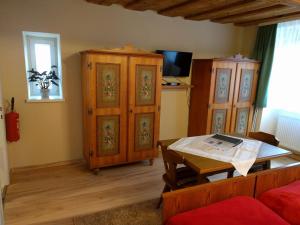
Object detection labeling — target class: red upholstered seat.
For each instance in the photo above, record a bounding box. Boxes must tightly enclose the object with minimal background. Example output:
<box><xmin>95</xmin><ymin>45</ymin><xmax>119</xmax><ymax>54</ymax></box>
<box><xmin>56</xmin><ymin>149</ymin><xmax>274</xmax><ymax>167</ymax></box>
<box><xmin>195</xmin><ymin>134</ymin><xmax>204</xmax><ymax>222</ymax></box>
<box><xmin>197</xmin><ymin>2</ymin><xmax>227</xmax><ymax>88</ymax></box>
<box><xmin>166</xmin><ymin>196</ymin><xmax>289</xmax><ymax>225</ymax></box>
<box><xmin>259</xmin><ymin>180</ymin><xmax>300</xmax><ymax>225</ymax></box>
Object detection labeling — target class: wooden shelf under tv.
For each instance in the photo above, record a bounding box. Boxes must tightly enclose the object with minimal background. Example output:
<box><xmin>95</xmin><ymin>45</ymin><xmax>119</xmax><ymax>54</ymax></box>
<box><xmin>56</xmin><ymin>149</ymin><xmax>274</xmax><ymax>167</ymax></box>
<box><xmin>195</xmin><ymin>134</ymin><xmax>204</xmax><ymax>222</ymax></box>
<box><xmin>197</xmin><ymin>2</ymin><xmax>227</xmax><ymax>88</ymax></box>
<box><xmin>162</xmin><ymin>84</ymin><xmax>194</xmax><ymax>90</ymax></box>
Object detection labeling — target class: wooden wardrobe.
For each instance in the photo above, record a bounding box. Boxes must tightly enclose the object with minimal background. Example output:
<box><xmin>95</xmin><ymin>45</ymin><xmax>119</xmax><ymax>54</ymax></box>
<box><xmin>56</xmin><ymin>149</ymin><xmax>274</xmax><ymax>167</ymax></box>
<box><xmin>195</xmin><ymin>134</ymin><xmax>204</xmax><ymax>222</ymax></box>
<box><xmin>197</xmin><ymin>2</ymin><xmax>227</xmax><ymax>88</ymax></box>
<box><xmin>81</xmin><ymin>47</ymin><xmax>163</xmax><ymax>171</ymax></box>
<box><xmin>188</xmin><ymin>56</ymin><xmax>260</xmax><ymax>137</ymax></box>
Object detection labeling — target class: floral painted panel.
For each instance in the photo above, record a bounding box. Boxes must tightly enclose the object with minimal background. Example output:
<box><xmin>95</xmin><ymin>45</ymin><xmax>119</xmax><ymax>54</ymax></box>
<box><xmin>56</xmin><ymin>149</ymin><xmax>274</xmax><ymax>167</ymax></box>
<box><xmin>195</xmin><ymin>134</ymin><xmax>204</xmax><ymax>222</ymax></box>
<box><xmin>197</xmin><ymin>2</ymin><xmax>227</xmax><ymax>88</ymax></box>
<box><xmin>96</xmin><ymin>63</ymin><xmax>120</xmax><ymax>108</ymax></box>
<box><xmin>136</xmin><ymin>65</ymin><xmax>156</xmax><ymax>106</ymax></box>
<box><xmin>212</xmin><ymin>109</ymin><xmax>227</xmax><ymax>134</ymax></box>
<box><xmin>238</xmin><ymin>69</ymin><xmax>254</xmax><ymax>102</ymax></box>
<box><xmin>214</xmin><ymin>69</ymin><xmax>232</xmax><ymax>104</ymax></box>
<box><xmin>135</xmin><ymin>113</ymin><xmax>154</xmax><ymax>151</ymax></box>
<box><xmin>235</xmin><ymin>108</ymin><xmax>249</xmax><ymax>135</ymax></box>
<box><xmin>97</xmin><ymin>116</ymin><xmax>119</xmax><ymax>156</ymax></box>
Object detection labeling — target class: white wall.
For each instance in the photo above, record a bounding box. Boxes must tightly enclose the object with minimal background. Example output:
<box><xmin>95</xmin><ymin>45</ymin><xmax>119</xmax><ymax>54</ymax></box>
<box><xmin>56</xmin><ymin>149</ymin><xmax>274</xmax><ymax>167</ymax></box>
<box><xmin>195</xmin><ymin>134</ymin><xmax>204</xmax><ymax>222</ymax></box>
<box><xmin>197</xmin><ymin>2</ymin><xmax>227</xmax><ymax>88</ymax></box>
<box><xmin>0</xmin><ymin>0</ymin><xmax>257</xmax><ymax>168</ymax></box>
<box><xmin>0</xmin><ymin>82</ymin><xmax>9</xmax><ymax>189</ymax></box>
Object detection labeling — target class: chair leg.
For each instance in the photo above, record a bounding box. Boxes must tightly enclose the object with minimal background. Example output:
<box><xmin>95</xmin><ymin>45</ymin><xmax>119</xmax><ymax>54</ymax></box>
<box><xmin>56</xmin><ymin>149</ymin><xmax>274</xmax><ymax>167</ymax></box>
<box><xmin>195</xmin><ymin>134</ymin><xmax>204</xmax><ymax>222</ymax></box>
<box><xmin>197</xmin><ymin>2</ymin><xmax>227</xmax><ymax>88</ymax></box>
<box><xmin>227</xmin><ymin>169</ymin><xmax>234</xmax><ymax>178</ymax></box>
<box><xmin>156</xmin><ymin>184</ymin><xmax>170</xmax><ymax>209</ymax></box>
<box><xmin>263</xmin><ymin>160</ymin><xmax>271</xmax><ymax>170</ymax></box>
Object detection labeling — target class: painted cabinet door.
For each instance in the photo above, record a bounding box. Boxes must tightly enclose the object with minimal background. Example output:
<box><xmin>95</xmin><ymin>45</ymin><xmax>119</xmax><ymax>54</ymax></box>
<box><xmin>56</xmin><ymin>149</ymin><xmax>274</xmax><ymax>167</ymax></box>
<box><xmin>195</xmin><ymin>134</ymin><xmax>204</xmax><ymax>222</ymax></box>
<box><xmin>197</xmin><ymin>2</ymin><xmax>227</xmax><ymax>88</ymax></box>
<box><xmin>231</xmin><ymin>62</ymin><xmax>259</xmax><ymax>136</ymax></box>
<box><xmin>207</xmin><ymin>61</ymin><xmax>237</xmax><ymax>134</ymax></box>
<box><xmin>127</xmin><ymin>56</ymin><xmax>162</xmax><ymax>162</ymax></box>
<box><xmin>88</xmin><ymin>54</ymin><xmax>128</xmax><ymax>168</ymax></box>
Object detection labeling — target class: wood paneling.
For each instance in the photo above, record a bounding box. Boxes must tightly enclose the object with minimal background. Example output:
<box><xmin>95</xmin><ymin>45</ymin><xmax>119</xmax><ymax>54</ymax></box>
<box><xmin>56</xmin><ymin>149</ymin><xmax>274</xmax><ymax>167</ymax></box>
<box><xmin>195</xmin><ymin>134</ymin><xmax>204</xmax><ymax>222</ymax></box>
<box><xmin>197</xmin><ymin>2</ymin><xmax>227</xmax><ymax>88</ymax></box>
<box><xmin>163</xmin><ymin>163</ymin><xmax>300</xmax><ymax>224</ymax></box>
<box><xmin>86</xmin><ymin>0</ymin><xmax>300</xmax><ymax>26</ymax></box>
<box><xmin>163</xmin><ymin>174</ymin><xmax>256</xmax><ymax>224</ymax></box>
<box><xmin>255</xmin><ymin>162</ymin><xmax>300</xmax><ymax>197</ymax></box>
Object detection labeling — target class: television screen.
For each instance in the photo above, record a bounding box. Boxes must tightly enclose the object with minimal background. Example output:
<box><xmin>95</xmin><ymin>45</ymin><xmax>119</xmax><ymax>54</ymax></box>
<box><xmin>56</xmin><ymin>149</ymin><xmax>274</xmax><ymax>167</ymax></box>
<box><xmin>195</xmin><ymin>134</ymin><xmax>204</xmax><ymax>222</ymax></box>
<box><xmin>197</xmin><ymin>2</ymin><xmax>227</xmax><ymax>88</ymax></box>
<box><xmin>156</xmin><ymin>50</ymin><xmax>192</xmax><ymax>77</ymax></box>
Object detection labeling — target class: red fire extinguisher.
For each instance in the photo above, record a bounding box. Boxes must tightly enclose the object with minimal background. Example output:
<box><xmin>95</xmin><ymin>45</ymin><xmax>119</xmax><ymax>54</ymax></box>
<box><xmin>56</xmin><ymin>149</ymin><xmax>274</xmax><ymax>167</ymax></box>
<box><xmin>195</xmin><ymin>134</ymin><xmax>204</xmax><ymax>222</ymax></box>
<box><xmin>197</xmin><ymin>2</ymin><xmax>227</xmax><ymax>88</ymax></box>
<box><xmin>5</xmin><ymin>97</ymin><xmax>20</xmax><ymax>142</ymax></box>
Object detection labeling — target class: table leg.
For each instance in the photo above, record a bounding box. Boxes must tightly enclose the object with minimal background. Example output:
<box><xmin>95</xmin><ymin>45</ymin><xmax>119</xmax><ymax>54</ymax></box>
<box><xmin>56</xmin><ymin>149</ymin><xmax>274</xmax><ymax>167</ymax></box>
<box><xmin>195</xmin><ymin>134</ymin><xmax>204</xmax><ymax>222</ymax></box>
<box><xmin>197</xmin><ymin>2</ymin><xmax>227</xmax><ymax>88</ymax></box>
<box><xmin>263</xmin><ymin>160</ymin><xmax>271</xmax><ymax>170</ymax></box>
<box><xmin>197</xmin><ymin>174</ymin><xmax>210</xmax><ymax>184</ymax></box>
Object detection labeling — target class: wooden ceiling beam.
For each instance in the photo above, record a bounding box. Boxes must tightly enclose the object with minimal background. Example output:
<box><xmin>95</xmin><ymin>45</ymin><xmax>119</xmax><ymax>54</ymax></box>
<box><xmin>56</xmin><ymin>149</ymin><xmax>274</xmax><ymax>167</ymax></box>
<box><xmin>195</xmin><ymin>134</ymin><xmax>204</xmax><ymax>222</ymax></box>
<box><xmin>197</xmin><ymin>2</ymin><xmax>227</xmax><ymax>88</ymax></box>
<box><xmin>85</xmin><ymin>0</ymin><xmax>300</xmax><ymax>26</ymax></box>
<box><xmin>125</xmin><ymin>0</ymin><xmax>189</xmax><ymax>11</ymax></box>
<box><xmin>236</xmin><ymin>11</ymin><xmax>300</xmax><ymax>26</ymax></box>
<box><xmin>213</xmin><ymin>5</ymin><xmax>300</xmax><ymax>23</ymax></box>
<box><xmin>186</xmin><ymin>0</ymin><xmax>283</xmax><ymax>21</ymax></box>
<box><xmin>86</xmin><ymin>0</ymin><xmax>135</xmax><ymax>6</ymax></box>
<box><xmin>159</xmin><ymin>0</ymin><xmax>242</xmax><ymax>17</ymax></box>
<box><xmin>280</xmin><ymin>0</ymin><xmax>300</xmax><ymax>6</ymax></box>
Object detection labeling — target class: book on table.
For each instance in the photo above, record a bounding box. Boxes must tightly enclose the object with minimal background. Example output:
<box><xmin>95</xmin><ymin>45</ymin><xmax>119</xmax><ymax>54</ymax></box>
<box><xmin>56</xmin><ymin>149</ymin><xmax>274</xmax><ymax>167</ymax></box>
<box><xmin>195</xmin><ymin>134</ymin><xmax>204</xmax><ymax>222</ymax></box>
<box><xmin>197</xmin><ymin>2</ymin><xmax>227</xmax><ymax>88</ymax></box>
<box><xmin>203</xmin><ymin>134</ymin><xmax>243</xmax><ymax>151</ymax></box>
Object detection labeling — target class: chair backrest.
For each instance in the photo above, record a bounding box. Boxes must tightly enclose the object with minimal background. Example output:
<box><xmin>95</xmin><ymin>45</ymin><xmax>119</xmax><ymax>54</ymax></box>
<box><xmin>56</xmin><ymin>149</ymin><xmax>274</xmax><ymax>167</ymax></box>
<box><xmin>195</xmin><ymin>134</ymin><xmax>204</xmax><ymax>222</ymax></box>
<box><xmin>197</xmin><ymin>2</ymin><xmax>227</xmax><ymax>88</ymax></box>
<box><xmin>248</xmin><ymin>131</ymin><xmax>280</xmax><ymax>146</ymax></box>
<box><xmin>161</xmin><ymin>148</ymin><xmax>185</xmax><ymax>186</ymax></box>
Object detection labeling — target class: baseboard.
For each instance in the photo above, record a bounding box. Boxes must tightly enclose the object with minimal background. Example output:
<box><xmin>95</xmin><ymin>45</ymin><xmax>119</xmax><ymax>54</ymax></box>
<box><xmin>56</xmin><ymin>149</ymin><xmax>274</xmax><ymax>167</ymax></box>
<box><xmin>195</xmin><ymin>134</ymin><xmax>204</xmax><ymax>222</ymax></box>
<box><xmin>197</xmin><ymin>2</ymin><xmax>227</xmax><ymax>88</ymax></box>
<box><xmin>277</xmin><ymin>145</ymin><xmax>300</xmax><ymax>161</ymax></box>
<box><xmin>10</xmin><ymin>159</ymin><xmax>85</xmax><ymax>174</ymax></box>
<box><xmin>2</xmin><ymin>185</ymin><xmax>8</xmax><ymax>206</ymax></box>
<box><xmin>290</xmin><ymin>153</ymin><xmax>300</xmax><ymax>161</ymax></box>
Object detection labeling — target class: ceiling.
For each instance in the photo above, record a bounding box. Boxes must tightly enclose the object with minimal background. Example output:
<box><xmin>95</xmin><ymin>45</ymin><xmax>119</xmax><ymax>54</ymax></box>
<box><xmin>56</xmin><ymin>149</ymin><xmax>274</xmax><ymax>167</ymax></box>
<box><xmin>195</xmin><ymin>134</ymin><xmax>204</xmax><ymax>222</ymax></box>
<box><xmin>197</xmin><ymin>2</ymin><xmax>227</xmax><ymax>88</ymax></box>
<box><xmin>85</xmin><ymin>0</ymin><xmax>300</xmax><ymax>26</ymax></box>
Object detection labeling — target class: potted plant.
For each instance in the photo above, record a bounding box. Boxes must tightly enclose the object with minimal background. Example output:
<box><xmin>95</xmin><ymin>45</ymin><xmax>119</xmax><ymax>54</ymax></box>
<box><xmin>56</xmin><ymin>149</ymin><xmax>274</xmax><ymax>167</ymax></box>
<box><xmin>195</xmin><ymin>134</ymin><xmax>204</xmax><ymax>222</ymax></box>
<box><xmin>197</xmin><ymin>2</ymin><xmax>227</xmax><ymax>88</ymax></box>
<box><xmin>27</xmin><ymin>65</ymin><xmax>59</xmax><ymax>99</ymax></box>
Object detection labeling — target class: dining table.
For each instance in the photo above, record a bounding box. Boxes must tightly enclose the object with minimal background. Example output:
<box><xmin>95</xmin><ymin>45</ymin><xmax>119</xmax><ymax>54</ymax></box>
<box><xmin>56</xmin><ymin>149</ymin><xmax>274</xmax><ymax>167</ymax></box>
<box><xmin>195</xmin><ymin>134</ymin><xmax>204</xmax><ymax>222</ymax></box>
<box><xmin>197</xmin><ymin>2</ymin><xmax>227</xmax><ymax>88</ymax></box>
<box><xmin>158</xmin><ymin>138</ymin><xmax>292</xmax><ymax>177</ymax></box>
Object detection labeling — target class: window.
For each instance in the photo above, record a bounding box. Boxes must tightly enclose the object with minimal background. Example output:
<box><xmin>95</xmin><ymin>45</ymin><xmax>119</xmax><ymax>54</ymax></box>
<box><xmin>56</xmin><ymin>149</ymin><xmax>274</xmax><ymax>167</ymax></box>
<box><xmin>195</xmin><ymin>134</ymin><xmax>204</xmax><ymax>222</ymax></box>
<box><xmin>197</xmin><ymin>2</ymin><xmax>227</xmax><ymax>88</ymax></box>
<box><xmin>260</xmin><ymin>20</ymin><xmax>300</xmax><ymax>135</ymax></box>
<box><xmin>23</xmin><ymin>31</ymin><xmax>63</xmax><ymax>101</ymax></box>
<box><xmin>266</xmin><ymin>20</ymin><xmax>300</xmax><ymax>113</ymax></box>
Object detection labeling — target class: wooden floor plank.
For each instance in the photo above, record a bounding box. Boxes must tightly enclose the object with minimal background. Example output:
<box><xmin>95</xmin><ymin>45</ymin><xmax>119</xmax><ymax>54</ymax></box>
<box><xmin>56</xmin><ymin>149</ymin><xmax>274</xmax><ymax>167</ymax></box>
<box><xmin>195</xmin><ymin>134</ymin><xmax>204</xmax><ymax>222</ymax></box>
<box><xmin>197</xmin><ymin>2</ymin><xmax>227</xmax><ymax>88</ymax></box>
<box><xmin>4</xmin><ymin>159</ymin><xmax>165</xmax><ymax>225</ymax></box>
<box><xmin>4</xmin><ymin>156</ymin><xmax>298</xmax><ymax>225</ymax></box>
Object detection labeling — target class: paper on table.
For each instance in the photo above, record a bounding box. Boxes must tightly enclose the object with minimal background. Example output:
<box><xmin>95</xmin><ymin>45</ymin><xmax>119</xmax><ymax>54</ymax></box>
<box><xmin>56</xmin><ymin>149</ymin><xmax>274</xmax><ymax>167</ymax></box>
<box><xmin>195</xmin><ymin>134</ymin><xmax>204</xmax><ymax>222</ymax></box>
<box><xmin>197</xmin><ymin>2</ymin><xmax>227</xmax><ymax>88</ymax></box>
<box><xmin>168</xmin><ymin>135</ymin><xmax>262</xmax><ymax>176</ymax></box>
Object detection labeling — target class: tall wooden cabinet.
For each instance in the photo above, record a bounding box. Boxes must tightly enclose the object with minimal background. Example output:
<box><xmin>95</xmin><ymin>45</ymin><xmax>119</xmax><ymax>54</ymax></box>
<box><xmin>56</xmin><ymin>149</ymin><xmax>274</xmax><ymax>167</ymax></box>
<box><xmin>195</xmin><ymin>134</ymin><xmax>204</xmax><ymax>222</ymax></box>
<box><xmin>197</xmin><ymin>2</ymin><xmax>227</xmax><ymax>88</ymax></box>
<box><xmin>81</xmin><ymin>47</ymin><xmax>163</xmax><ymax>171</ymax></box>
<box><xmin>188</xmin><ymin>56</ymin><xmax>260</xmax><ymax>137</ymax></box>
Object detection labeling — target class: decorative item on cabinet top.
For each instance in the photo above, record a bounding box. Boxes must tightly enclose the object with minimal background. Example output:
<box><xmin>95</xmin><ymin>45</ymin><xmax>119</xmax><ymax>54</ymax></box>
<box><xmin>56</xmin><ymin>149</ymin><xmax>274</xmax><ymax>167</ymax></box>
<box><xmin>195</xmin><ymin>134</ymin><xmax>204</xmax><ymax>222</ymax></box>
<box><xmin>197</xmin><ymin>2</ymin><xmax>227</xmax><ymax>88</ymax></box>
<box><xmin>81</xmin><ymin>45</ymin><xmax>163</xmax><ymax>173</ymax></box>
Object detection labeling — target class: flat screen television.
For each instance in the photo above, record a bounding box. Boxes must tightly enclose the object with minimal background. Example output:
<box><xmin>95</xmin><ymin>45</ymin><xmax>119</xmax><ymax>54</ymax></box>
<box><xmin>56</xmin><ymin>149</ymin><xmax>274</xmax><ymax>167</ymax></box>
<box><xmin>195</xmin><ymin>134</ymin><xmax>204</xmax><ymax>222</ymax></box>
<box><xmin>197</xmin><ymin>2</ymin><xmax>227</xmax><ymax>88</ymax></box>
<box><xmin>156</xmin><ymin>50</ymin><xmax>192</xmax><ymax>77</ymax></box>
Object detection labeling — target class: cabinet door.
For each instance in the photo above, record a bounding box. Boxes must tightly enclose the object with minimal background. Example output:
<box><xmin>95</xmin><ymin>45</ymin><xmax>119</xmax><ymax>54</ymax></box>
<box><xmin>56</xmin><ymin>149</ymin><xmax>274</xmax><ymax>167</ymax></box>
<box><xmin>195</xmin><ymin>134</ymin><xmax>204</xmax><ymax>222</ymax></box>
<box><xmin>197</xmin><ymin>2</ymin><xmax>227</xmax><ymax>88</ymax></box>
<box><xmin>88</xmin><ymin>54</ymin><xmax>128</xmax><ymax>168</ymax></box>
<box><xmin>207</xmin><ymin>61</ymin><xmax>237</xmax><ymax>134</ymax></box>
<box><xmin>128</xmin><ymin>57</ymin><xmax>162</xmax><ymax>162</ymax></box>
<box><xmin>231</xmin><ymin>62</ymin><xmax>259</xmax><ymax>136</ymax></box>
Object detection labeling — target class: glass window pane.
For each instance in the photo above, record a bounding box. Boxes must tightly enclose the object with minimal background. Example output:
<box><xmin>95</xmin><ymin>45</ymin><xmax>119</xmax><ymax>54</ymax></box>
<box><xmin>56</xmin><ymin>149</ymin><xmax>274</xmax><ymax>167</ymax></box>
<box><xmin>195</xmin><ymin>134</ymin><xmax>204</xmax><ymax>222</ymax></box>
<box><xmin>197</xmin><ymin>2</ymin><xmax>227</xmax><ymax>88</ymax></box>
<box><xmin>23</xmin><ymin>32</ymin><xmax>63</xmax><ymax>101</ymax></box>
<box><xmin>34</xmin><ymin>43</ymin><xmax>51</xmax><ymax>73</ymax></box>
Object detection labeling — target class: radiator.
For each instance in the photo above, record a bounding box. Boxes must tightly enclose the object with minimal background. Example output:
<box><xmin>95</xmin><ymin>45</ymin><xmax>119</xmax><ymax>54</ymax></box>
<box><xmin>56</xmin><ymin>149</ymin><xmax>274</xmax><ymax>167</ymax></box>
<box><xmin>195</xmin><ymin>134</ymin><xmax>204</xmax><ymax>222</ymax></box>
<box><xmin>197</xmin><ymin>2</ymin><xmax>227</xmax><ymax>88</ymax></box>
<box><xmin>276</xmin><ymin>113</ymin><xmax>300</xmax><ymax>153</ymax></box>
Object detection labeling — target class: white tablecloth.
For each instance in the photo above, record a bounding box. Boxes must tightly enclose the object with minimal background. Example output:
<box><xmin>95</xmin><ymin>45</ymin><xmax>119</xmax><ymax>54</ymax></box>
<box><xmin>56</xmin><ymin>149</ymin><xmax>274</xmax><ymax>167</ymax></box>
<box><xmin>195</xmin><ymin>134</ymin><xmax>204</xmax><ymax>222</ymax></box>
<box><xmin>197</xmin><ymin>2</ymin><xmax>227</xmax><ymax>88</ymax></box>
<box><xmin>168</xmin><ymin>135</ymin><xmax>262</xmax><ymax>176</ymax></box>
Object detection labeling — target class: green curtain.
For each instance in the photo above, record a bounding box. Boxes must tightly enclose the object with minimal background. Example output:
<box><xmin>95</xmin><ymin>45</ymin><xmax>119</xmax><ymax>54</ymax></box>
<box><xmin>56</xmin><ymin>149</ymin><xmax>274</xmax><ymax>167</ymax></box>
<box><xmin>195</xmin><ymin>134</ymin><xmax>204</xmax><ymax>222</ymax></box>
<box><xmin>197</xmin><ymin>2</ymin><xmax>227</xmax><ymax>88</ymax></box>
<box><xmin>252</xmin><ymin>24</ymin><xmax>277</xmax><ymax>108</ymax></box>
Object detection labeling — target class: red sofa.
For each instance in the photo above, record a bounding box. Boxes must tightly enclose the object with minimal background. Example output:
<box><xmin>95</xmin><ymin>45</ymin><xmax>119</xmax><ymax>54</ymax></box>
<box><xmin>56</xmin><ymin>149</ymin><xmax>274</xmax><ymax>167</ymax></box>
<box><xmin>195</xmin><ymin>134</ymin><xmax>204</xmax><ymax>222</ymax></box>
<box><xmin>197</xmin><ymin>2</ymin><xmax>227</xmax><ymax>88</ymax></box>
<box><xmin>167</xmin><ymin>196</ymin><xmax>289</xmax><ymax>225</ymax></box>
<box><xmin>163</xmin><ymin>164</ymin><xmax>300</xmax><ymax>225</ymax></box>
<box><xmin>259</xmin><ymin>180</ymin><xmax>300</xmax><ymax>225</ymax></box>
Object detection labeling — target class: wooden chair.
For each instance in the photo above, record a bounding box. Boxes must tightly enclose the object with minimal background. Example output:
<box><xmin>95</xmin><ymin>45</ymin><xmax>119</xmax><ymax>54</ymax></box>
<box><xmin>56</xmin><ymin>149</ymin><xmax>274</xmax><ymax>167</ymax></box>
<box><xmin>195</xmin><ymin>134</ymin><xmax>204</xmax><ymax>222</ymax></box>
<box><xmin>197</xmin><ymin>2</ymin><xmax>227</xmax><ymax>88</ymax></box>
<box><xmin>157</xmin><ymin>148</ymin><xmax>209</xmax><ymax>208</ymax></box>
<box><xmin>227</xmin><ymin>131</ymin><xmax>280</xmax><ymax>178</ymax></box>
<box><xmin>248</xmin><ymin>131</ymin><xmax>280</xmax><ymax>146</ymax></box>
<box><xmin>248</xmin><ymin>131</ymin><xmax>280</xmax><ymax>172</ymax></box>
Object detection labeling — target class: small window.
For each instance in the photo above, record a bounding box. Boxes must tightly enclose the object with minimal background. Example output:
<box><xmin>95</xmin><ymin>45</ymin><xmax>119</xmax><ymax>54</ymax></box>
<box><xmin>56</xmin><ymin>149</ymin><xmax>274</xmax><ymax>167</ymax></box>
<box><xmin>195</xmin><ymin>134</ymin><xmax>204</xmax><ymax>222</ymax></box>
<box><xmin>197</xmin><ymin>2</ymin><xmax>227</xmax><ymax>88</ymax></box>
<box><xmin>23</xmin><ymin>31</ymin><xmax>63</xmax><ymax>101</ymax></box>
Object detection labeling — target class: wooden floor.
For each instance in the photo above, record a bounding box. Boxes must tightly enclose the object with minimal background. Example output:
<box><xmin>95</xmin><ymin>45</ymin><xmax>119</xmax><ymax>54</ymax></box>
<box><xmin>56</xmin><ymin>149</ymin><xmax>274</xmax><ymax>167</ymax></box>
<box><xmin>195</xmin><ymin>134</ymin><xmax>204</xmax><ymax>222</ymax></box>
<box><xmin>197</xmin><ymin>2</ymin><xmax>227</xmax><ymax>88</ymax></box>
<box><xmin>4</xmin><ymin>159</ymin><xmax>165</xmax><ymax>225</ymax></box>
<box><xmin>4</xmin><ymin>156</ymin><xmax>299</xmax><ymax>225</ymax></box>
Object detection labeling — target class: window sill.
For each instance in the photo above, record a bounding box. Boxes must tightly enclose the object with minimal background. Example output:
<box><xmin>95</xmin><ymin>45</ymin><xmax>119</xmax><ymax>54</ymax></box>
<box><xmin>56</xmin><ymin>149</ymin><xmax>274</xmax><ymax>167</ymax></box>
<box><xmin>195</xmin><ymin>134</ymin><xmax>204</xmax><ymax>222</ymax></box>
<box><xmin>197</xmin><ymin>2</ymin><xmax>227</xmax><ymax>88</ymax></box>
<box><xmin>25</xmin><ymin>99</ymin><xmax>65</xmax><ymax>103</ymax></box>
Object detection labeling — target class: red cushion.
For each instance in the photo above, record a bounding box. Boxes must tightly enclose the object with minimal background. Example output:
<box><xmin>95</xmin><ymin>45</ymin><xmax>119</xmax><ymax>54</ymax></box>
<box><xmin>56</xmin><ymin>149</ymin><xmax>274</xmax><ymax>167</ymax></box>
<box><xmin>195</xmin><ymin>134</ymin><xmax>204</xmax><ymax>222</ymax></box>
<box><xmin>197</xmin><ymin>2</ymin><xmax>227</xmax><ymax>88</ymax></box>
<box><xmin>166</xmin><ymin>196</ymin><xmax>289</xmax><ymax>225</ymax></box>
<box><xmin>259</xmin><ymin>180</ymin><xmax>300</xmax><ymax>225</ymax></box>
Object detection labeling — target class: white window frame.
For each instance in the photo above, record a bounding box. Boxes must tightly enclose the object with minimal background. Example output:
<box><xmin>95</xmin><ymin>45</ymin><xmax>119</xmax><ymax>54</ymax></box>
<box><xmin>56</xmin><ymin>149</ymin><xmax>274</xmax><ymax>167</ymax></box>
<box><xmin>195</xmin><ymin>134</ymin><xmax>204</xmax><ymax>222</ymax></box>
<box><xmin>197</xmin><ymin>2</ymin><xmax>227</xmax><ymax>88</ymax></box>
<box><xmin>23</xmin><ymin>31</ymin><xmax>63</xmax><ymax>102</ymax></box>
